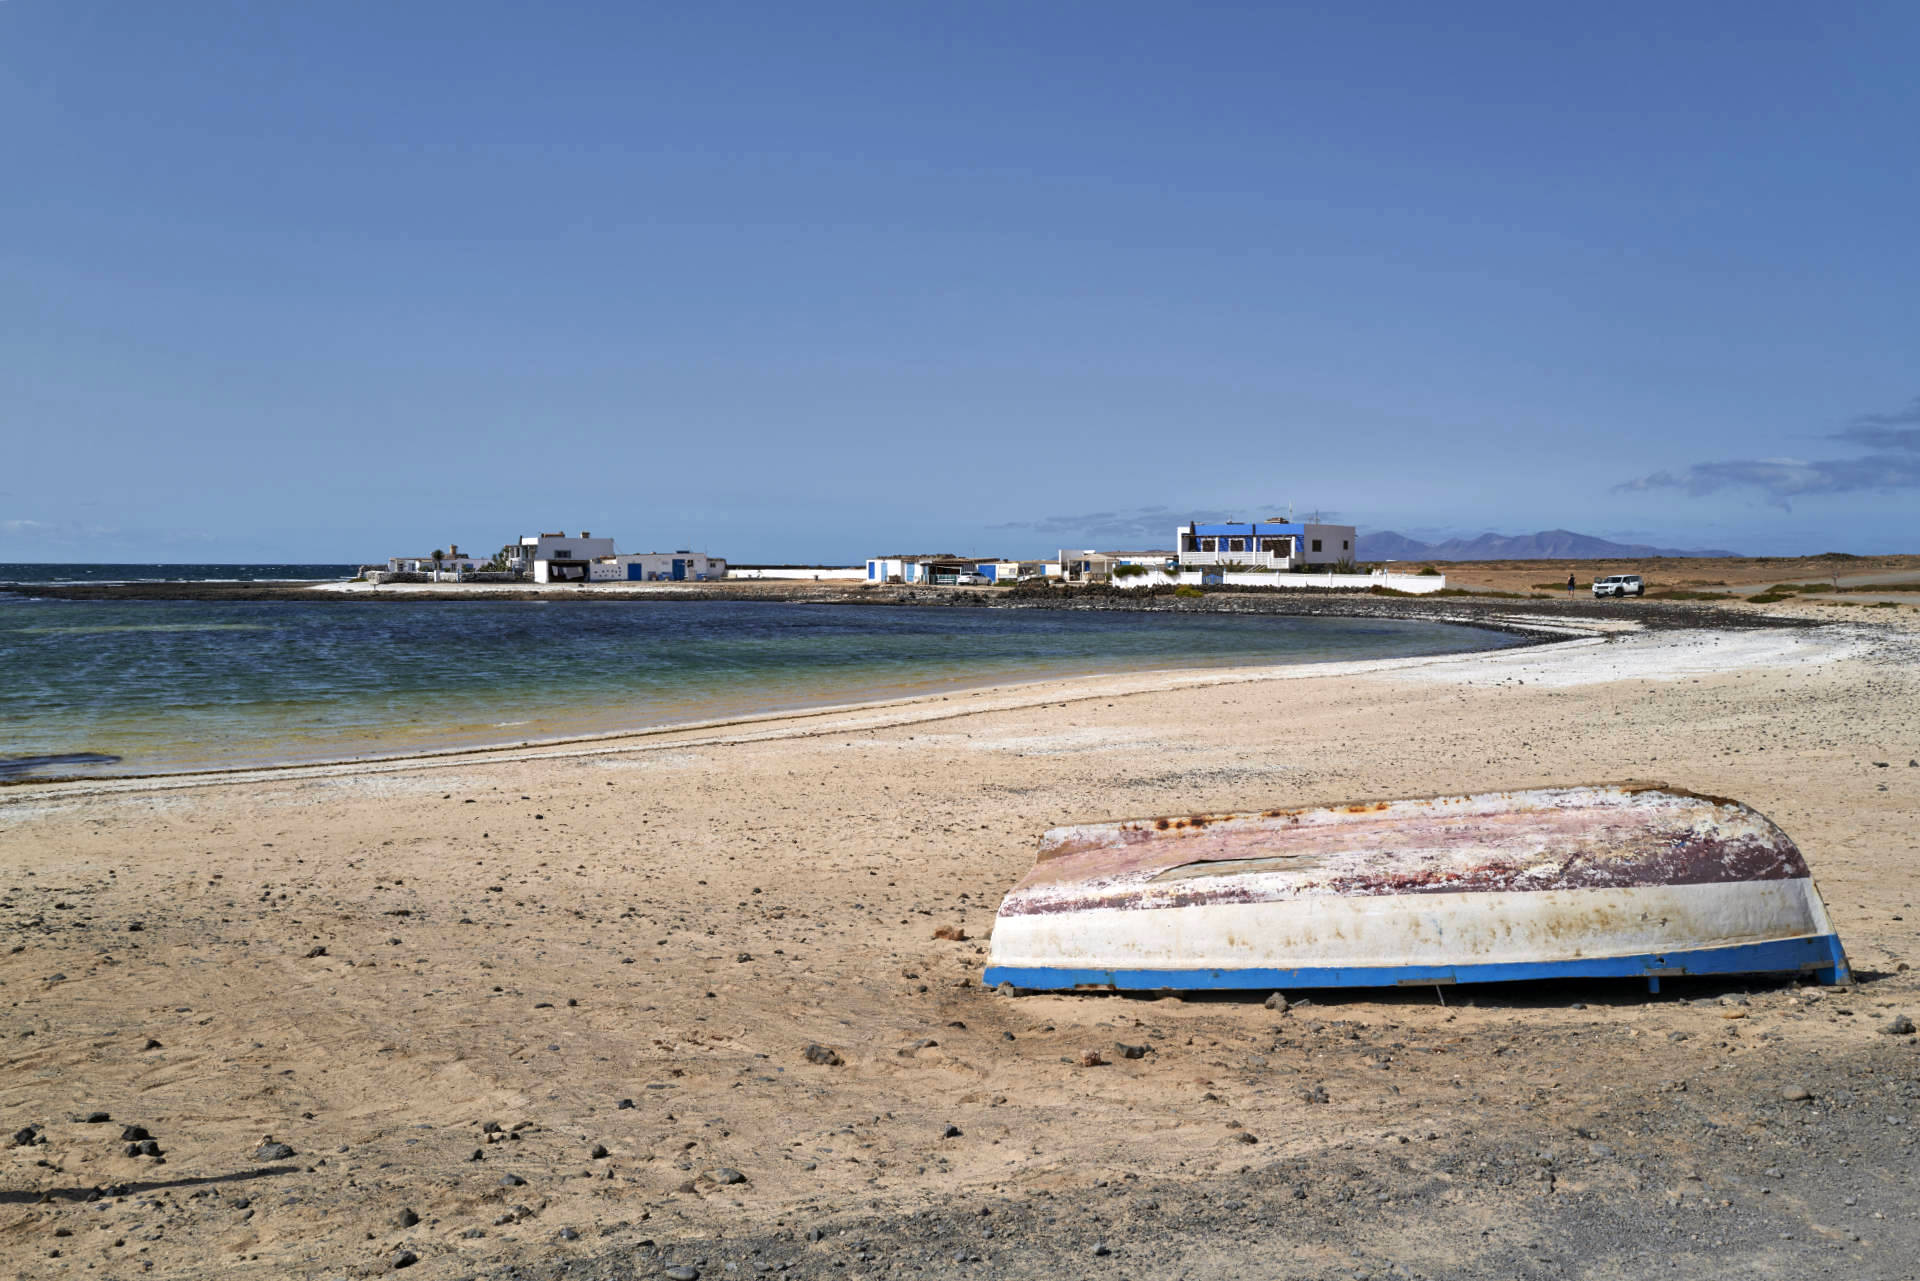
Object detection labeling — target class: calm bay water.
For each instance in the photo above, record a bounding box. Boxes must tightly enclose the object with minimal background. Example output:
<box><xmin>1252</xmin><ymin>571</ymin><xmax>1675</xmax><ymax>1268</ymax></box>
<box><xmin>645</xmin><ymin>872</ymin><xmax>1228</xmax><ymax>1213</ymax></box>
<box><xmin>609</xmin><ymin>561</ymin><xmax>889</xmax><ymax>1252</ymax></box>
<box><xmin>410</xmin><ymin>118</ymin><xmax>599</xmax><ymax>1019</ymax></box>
<box><xmin>0</xmin><ymin>597</ymin><xmax>1523</xmax><ymax>779</ymax></box>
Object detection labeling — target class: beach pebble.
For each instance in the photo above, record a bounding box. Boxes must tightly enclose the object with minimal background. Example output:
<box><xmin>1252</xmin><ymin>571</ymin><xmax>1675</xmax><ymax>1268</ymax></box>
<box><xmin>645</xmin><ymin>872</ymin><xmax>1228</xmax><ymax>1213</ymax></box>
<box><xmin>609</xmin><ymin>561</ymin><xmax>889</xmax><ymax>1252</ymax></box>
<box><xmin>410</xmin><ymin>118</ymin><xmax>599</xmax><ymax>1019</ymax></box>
<box><xmin>617</xmin><ymin>1098</ymin><xmax>635</xmax><ymax>1110</ymax></box>
<box><xmin>1093</xmin><ymin>1243</ymin><xmax>1111</xmax><ymax>1256</ymax></box>
<box><xmin>75</xmin><ymin>1111</ymin><xmax>111</xmax><ymax>1124</ymax></box>
<box><xmin>1264</xmin><ymin>992</ymin><xmax>1289</xmax><ymax>1012</ymax></box>
<box><xmin>254</xmin><ymin>1141</ymin><xmax>295</xmax><ymax>1161</ymax></box>
<box><xmin>556</xmin><ymin>1227</ymin><xmax>579</xmax><ymax>1241</ymax></box>
<box><xmin>1781</xmin><ymin>1085</ymin><xmax>1813</xmax><ymax>1101</ymax></box>
<box><xmin>1080</xmin><ymin>1049</ymin><xmax>1108</xmax><ymax>1067</ymax></box>
<box><xmin>942</xmin><ymin>1124</ymin><xmax>963</xmax><ymax>1139</ymax></box>
<box><xmin>394</xmin><ymin>1208</ymin><xmax>419</xmax><ymax>1228</ymax></box>
<box><xmin>1883</xmin><ymin>1014</ymin><xmax>1915</xmax><ymax>1035</ymax></box>
<box><xmin>1114</xmin><ymin>1042</ymin><xmax>1150</xmax><ymax>1060</ymax></box>
<box><xmin>389</xmin><ymin>1249</ymin><xmax>418</xmax><ymax>1270</ymax></box>
<box><xmin>802</xmin><ymin>1043</ymin><xmax>843</xmax><ymax>1066</ymax></box>
<box><xmin>663</xmin><ymin>1267</ymin><xmax>701</xmax><ymax>1281</ymax></box>
<box><xmin>707</xmin><ymin>1167</ymin><xmax>747</xmax><ymax>1185</ymax></box>
<box><xmin>119</xmin><ymin>1125</ymin><xmax>150</xmax><ymax>1142</ymax></box>
<box><xmin>141</xmin><ymin>1038</ymin><xmax>163</xmax><ymax>1050</ymax></box>
<box><xmin>498</xmin><ymin>1174</ymin><xmax>526</xmax><ymax>1187</ymax></box>
<box><xmin>591</xmin><ymin>1143</ymin><xmax>610</xmax><ymax>1159</ymax></box>
<box><xmin>303</xmin><ymin>946</ymin><xmax>327</xmax><ymax>959</ymax></box>
<box><xmin>933</xmin><ymin>925</ymin><xmax>967</xmax><ymax>941</ymax></box>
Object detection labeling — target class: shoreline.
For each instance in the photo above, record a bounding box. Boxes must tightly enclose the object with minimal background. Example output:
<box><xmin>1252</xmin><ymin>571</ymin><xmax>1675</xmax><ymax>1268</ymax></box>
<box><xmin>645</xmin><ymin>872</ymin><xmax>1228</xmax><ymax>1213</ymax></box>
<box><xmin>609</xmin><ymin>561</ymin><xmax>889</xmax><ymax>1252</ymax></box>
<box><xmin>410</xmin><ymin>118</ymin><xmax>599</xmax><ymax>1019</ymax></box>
<box><xmin>4</xmin><ymin>612</ymin><xmax>1889</xmax><ymax>803</ymax></box>
<box><xmin>2</xmin><ymin>608</ymin><xmax>1915</xmax><ymax>1278</ymax></box>
<box><xmin>1</xmin><ymin>616</ymin><xmax>1597</xmax><ymax>796</ymax></box>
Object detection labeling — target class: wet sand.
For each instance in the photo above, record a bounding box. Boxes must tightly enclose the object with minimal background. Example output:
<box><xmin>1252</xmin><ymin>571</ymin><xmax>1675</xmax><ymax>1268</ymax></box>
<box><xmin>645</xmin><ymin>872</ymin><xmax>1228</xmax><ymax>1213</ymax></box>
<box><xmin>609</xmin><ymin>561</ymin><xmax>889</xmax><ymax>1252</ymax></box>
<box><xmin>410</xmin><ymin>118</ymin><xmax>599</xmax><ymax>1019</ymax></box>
<box><xmin>2</xmin><ymin>611</ymin><xmax>1917</xmax><ymax>1280</ymax></box>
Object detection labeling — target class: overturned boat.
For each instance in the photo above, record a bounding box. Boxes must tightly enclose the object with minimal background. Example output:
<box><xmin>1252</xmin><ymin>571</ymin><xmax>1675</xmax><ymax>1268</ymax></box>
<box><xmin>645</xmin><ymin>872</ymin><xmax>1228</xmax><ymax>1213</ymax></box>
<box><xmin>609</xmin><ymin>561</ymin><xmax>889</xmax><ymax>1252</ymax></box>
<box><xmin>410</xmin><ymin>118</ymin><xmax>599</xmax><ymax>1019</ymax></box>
<box><xmin>983</xmin><ymin>785</ymin><xmax>1849</xmax><ymax>993</ymax></box>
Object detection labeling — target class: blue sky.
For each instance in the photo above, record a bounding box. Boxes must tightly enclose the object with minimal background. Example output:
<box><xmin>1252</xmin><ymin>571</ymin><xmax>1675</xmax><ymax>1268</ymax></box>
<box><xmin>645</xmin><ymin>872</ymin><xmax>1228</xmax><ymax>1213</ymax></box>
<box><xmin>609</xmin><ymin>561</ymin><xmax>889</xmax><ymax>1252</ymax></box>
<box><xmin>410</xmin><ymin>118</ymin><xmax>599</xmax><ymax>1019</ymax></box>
<box><xmin>4</xmin><ymin>2</ymin><xmax>1916</xmax><ymax>562</ymax></box>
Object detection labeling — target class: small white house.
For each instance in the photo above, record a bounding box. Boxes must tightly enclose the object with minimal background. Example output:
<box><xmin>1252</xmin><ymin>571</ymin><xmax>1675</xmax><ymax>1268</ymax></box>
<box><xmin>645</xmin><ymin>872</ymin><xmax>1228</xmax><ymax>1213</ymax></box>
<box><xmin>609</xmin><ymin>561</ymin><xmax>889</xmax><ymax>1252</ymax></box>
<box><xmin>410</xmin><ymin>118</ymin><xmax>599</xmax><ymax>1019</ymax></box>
<box><xmin>1055</xmin><ymin>549</ymin><xmax>1179</xmax><ymax>582</ymax></box>
<box><xmin>589</xmin><ymin>550</ymin><xmax>728</xmax><ymax>582</ymax></box>
<box><xmin>511</xmin><ymin>531</ymin><xmax>617</xmax><ymax>583</ymax></box>
<box><xmin>865</xmin><ymin>555</ymin><xmax>1004</xmax><ymax>585</ymax></box>
<box><xmin>386</xmin><ymin>543</ymin><xmax>487</xmax><ymax>577</ymax></box>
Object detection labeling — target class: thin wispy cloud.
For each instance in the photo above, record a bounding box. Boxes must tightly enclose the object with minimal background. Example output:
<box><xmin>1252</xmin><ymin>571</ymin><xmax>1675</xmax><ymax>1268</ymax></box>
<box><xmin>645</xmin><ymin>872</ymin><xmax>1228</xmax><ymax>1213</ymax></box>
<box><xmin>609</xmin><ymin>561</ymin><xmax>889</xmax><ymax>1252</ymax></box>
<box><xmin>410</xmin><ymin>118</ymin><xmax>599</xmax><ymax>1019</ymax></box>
<box><xmin>1616</xmin><ymin>398</ymin><xmax>1920</xmax><ymax>508</ymax></box>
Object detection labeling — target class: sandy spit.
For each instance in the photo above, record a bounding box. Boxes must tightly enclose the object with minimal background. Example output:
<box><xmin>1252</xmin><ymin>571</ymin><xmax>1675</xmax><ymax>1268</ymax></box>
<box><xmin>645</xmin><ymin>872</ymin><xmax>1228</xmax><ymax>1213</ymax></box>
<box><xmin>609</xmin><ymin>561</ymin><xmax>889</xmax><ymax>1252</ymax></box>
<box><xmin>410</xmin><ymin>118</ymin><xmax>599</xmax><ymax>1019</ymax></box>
<box><xmin>2</xmin><ymin>618</ymin><xmax>1917</xmax><ymax>1280</ymax></box>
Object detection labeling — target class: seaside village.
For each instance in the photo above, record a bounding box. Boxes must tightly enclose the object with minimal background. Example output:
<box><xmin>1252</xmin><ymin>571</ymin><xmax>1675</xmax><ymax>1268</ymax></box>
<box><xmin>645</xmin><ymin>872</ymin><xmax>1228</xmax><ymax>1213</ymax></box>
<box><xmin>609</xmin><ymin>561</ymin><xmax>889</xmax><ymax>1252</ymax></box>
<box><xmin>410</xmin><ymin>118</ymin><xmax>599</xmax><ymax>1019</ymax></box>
<box><xmin>369</xmin><ymin>519</ymin><xmax>1450</xmax><ymax>591</ymax></box>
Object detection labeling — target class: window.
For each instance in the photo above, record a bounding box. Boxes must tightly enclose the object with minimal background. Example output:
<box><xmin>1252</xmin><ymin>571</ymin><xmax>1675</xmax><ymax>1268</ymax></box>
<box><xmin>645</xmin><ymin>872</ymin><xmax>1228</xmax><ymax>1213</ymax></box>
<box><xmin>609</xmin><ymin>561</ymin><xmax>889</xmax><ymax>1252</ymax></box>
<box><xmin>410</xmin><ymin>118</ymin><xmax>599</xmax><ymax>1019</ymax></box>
<box><xmin>1228</xmin><ymin>538</ymin><xmax>1245</xmax><ymax>552</ymax></box>
<box><xmin>553</xmin><ymin>549</ymin><xmax>572</xmax><ymax>559</ymax></box>
<box><xmin>1311</xmin><ymin>539</ymin><xmax>1322</xmax><ymax>552</ymax></box>
<box><xmin>1343</xmin><ymin>540</ymin><xmax>1350</xmax><ymax>550</ymax></box>
<box><xmin>1200</xmin><ymin>538</ymin><xmax>1216</xmax><ymax>552</ymax></box>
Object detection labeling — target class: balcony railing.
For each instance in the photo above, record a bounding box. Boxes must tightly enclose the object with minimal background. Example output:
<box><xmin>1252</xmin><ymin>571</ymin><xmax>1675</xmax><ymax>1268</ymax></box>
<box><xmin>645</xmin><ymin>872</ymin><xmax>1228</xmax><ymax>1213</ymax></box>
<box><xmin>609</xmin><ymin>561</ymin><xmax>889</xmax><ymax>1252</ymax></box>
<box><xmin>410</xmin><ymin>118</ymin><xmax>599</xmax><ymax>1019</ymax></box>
<box><xmin>1178</xmin><ymin>548</ymin><xmax>1295</xmax><ymax>569</ymax></box>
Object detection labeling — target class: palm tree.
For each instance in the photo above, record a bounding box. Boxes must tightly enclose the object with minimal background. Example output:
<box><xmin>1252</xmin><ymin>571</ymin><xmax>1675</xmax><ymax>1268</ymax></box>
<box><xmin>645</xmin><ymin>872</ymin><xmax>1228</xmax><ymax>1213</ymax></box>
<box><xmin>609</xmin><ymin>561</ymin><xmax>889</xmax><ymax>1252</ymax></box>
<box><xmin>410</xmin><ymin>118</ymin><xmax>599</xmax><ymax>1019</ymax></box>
<box><xmin>431</xmin><ymin>549</ymin><xmax>445</xmax><ymax>581</ymax></box>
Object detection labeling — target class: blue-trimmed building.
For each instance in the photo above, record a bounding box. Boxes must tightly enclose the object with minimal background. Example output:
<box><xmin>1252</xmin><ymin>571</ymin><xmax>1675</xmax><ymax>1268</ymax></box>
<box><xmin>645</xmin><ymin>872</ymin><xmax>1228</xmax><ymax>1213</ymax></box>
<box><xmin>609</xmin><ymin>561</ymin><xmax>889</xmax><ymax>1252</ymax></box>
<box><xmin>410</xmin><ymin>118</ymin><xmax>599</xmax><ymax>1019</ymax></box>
<box><xmin>866</xmin><ymin>555</ymin><xmax>1008</xmax><ymax>585</ymax></box>
<box><xmin>1176</xmin><ymin>520</ymin><xmax>1356</xmax><ymax>570</ymax></box>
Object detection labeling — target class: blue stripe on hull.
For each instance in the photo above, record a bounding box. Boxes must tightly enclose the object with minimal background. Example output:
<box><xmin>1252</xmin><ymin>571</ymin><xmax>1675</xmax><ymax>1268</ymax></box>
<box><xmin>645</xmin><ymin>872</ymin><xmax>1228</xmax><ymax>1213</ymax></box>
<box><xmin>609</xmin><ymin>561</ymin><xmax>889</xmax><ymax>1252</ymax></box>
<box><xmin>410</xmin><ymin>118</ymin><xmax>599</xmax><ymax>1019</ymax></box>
<box><xmin>982</xmin><ymin>933</ymin><xmax>1850</xmax><ymax>991</ymax></box>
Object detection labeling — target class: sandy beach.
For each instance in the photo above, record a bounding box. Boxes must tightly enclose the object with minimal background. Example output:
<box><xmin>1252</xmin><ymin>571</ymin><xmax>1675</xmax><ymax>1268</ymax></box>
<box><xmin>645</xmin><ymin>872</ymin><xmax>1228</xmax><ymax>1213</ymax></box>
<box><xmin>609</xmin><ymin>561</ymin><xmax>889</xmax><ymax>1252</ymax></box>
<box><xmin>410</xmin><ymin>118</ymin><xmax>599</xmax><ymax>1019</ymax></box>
<box><xmin>4</xmin><ymin>606</ymin><xmax>1918</xmax><ymax>1280</ymax></box>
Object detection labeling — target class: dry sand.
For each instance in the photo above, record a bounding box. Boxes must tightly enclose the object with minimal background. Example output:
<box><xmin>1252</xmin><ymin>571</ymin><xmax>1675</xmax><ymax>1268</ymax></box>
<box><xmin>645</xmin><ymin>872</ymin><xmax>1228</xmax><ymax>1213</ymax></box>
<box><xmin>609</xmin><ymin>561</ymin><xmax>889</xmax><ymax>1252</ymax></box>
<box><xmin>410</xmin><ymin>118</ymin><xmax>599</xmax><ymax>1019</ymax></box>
<box><xmin>4</xmin><ymin>611</ymin><xmax>1918</xmax><ymax>1280</ymax></box>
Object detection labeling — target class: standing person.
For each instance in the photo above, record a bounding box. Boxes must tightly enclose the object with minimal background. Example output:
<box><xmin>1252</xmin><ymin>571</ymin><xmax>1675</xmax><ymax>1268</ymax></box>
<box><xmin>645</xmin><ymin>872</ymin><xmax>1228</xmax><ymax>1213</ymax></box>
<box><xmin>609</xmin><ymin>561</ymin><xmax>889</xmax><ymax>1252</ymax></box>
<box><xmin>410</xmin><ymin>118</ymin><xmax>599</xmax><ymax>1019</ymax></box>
<box><xmin>1567</xmin><ymin>572</ymin><xmax>1576</xmax><ymax>595</ymax></box>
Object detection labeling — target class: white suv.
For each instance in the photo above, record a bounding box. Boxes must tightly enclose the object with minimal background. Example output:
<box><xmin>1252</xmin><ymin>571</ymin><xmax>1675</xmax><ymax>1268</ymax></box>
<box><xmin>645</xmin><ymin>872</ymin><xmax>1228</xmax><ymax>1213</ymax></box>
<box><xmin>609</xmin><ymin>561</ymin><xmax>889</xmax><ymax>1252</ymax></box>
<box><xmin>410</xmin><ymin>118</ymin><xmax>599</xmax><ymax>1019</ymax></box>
<box><xmin>1593</xmin><ymin>574</ymin><xmax>1644</xmax><ymax>598</ymax></box>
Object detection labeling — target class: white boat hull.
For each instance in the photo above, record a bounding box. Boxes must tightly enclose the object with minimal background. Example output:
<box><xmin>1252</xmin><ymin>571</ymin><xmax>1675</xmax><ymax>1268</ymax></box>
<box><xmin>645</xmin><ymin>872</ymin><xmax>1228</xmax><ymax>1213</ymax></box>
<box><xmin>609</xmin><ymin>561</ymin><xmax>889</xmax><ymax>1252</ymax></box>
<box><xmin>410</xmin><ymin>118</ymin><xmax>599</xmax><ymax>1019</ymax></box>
<box><xmin>983</xmin><ymin>786</ymin><xmax>1849</xmax><ymax>992</ymax></box>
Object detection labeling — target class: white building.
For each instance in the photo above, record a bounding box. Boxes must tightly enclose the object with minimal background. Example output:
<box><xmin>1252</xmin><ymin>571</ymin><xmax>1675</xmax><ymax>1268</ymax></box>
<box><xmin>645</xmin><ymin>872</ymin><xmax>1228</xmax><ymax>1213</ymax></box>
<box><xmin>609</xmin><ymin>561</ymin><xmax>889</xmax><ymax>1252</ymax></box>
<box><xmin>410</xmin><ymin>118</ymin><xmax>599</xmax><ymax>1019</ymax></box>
<box><xmin>588</xmin><ymin>550</ymin><xmax>728</xmax><ymax>582</ymax></box>
<box><xmin>865</xmin><ymin>555</ymin><xmax>1006</xmax><ymax>585</ymax></box>
<box><xmin>1055</xmin><ymin>549</ymin><xmax>1178</xmax><ymax>583</ymax></box>
<box><xmin>386</xmin><ymin>543</ymin><xmax>487</xmax><ymax>576</ymax></box>
<box><xmin>509</xmin><ymin>531</ymin><xmax>617</xmax><ymax>583</ymax></box>
<box><xmin>1175</xmin><ymin>520</ymin><xmax>1356</xmax><ymax>571</ymax></box>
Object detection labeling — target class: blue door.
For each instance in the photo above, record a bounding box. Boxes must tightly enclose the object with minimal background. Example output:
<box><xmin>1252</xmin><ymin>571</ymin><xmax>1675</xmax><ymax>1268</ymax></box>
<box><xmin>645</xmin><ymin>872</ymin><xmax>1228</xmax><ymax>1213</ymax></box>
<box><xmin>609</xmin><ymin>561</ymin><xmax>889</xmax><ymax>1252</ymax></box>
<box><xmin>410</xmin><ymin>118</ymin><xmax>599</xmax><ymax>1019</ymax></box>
<box><xmin>672</xmin><ymin>559</ymin><xmax>686</xmax><ymax>581</ymax></box>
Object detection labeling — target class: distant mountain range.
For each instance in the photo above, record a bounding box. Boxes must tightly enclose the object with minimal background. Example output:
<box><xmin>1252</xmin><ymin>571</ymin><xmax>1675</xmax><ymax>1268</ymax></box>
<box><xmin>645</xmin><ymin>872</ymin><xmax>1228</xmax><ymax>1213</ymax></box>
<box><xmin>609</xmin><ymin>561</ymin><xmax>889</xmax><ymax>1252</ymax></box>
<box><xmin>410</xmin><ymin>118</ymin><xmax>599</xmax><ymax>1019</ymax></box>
<box><xmin>1356</xmin><ymin>529</ymin><xmax>1741</xmax><ymax>562</ymax></box>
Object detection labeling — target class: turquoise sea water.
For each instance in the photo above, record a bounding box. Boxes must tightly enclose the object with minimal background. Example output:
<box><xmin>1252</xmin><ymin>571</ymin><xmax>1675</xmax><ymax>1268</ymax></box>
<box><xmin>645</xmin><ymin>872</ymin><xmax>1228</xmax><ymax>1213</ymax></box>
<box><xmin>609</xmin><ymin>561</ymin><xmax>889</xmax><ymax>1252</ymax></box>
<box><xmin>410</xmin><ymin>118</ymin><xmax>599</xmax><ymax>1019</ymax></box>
<box><xmin>0</xmin><ymin>598</ymin><xmax>1524</xmax><ymax>779</ymax></box>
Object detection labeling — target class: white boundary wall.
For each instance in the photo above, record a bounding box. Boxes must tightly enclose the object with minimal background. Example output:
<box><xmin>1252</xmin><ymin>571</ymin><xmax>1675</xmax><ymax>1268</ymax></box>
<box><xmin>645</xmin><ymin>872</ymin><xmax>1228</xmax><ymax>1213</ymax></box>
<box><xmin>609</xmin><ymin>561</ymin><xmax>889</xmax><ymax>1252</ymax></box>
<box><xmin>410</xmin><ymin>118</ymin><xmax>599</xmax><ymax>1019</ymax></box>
<box><xmin>728</xmin><ymin>567</ymin><xmax>867</xmax><ymax>580</ymax></box>
<box><xmin>1109</xmin><ymin>570</ymin><xmax>1447</xmax><ymax>593</ymax></box>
